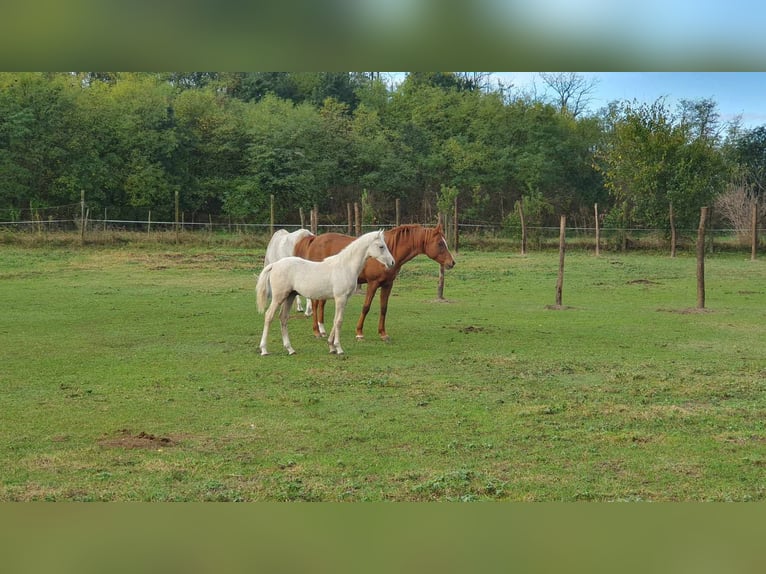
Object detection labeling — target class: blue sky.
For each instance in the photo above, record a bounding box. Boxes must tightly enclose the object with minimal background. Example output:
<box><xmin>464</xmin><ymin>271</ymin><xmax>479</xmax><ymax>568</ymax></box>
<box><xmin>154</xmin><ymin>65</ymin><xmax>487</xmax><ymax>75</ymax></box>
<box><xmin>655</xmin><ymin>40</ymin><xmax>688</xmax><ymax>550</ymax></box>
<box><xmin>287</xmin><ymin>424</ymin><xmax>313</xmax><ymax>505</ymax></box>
<box><xmin>495</xmin><ymin>72</ymin><xmax>766</xmax><ymax>129</ymax></box>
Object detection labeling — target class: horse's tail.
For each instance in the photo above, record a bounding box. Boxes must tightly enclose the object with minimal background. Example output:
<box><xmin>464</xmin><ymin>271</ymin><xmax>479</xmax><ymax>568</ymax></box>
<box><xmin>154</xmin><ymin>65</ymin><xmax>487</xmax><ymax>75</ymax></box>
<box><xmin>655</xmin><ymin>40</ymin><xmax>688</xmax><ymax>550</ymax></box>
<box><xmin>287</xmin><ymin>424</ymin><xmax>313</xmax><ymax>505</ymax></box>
<box><xmin>255</xmin><ymin>264</ymin><xmax>273</xmax><ymax>313</ymax></box>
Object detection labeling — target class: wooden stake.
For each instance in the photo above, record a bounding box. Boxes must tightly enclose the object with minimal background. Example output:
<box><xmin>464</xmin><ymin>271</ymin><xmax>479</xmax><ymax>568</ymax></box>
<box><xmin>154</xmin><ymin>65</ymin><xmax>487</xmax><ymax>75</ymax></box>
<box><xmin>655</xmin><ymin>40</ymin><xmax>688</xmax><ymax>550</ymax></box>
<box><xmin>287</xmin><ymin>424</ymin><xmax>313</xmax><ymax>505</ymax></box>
<box><xmin>518</xmin><ymin>197</ymin><xmax>527</xmax><ymax>256</ymax></box>
<box><xmin>556</xmin><ymin>215</ymin><xmax>566</xmax><ymax>307</ymax></box>
<box><xmin>594</xmin><ymin>203</ymin><xmax>600</xmax><ymax>256</ymax></box>
<box><xmin>80</xmin><ymin>190</ymin><xmax>85</xmax><ymax>245</ymax></box>
<box><xmin>437</xmin><ymin>264</ymin><xmax>445</xmax><ymax>300</ymax></box>
<box><xmin>270</xmin><ymin>194</ymin><xmax>274</xmax><ymax>236</ymax></box>
<box><xmin>696</xmin><ymin>207</ymin><xmax>708</xmax><ymax>309</ymax></box>
<box><xmin>354</xmin><ymin>202</ymin><xmax>360</xmax><ymax>236</ymax></box>
<box><xmin>453</xmin><ymin>195</ymin><xmax>459</xmax><ymax>253</ymax></box>
<box><xmin>752</xmin><ymin>202</ymin><xmax>758</xmax><ymax>261</ymax></box>
<box><xmin>670</xmin><ymin>202</ymin><xmax>677</xmax><ymax>258</ymax></box>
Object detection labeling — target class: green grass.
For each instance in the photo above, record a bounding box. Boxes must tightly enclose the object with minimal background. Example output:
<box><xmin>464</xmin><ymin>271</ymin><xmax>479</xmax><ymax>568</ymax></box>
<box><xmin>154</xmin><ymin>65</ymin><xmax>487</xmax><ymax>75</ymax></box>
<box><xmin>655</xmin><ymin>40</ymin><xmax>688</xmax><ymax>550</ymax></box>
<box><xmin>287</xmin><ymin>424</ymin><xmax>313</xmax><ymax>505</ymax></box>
<box><xmin>1</xmin><ymin>243</ymin><xmax>765</xmax><ymax>501</ymax></box>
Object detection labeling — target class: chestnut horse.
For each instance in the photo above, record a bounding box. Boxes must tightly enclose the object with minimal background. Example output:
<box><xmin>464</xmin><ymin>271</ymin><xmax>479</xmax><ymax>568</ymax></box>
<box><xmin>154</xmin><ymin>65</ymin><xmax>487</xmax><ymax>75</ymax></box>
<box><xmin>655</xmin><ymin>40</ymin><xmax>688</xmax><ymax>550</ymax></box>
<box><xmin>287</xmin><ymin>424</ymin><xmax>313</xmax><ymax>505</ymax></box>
<box><xmin>293</xmin><ymin>224</ymin><xmax>456</xmax><ymax>342</ymax></box>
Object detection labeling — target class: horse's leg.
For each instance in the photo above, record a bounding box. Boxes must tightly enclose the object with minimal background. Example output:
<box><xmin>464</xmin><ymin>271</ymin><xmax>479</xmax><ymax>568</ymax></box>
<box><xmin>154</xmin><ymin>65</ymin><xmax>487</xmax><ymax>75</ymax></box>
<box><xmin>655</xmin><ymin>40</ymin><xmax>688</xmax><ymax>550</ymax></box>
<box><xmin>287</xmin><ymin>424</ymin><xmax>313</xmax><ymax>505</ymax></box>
<box><xmin>355</xmin><ymin>282</ymin><xmax>380</xmax><ymax>341</ymax></box>
<box><xmin>377</xmin><ymin>283</ymin><xmax>394</xmax><ymax>342</ymax></box>
<box><xmin>315</xmin><ymin>300</ymin><xmax>328</xmax><ymax>338</ymax></box>
<box><xmin>328</xmin><ymin>295</ymin><xmax>347</xmax><ymax>354</ymax></box>
<box><xmin>280</xmin><ymin>293</ymin><xmax>297</xmax><ymax>355</ymax></box>
<box><xmin>295</xmin><ymin>295</ymin><xmax>304</xmax><ymax>313</ymax></box>
<box><xmin>304</xmin><ymin>298</ymin><xmax>313</xmax><ymax>317</ymax></box>
<box><xmin>311</xmin><ymin>299</ymin><xmax>322</xmax><ymax>337</ymax></box>
<box><xmin>259</xmin><ymin>298</ymin><xmax>282</xmax><ymax>356</ymax></box>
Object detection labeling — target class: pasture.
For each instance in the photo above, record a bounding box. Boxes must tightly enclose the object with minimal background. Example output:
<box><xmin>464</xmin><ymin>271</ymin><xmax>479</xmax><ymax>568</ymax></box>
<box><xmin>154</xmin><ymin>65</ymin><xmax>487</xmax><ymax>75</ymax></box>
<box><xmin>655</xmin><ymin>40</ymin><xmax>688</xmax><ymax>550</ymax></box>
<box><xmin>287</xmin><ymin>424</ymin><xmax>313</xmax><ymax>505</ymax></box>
<box><xmin>1</xmin><ymin>242</ymin><xmax>765</xmax><ymax>501</ymax></box>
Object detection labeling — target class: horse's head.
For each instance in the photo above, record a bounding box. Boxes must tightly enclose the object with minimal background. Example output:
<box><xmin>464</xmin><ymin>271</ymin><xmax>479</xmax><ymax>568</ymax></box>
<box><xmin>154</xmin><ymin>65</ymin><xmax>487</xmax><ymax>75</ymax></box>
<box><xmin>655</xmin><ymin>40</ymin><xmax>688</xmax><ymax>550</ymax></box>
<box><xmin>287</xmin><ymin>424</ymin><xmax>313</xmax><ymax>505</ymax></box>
<box><xmin>369</xmin><ymin>229</ymin><xmax>395</xmax><ymax>269</ymax></box>
<box><xmin>426</xmin><ymin>224</ymin><xmax>456</xmax><ymax>269</ymax></box>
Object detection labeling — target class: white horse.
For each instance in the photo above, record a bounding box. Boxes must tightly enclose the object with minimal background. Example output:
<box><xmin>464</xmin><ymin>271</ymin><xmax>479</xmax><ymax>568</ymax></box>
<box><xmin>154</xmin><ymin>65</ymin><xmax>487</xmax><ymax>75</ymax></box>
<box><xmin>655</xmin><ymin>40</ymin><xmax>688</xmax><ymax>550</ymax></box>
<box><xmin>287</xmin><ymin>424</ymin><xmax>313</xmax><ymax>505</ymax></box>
<box><xmin>256</xmin><ymin>230</ymin><xmax>394</xmax><ymax>356</ymax></box>
<box><xmin>264</xmin><ymin>228</ymin><xmax>314</xmax><ymax>315</ymax></box>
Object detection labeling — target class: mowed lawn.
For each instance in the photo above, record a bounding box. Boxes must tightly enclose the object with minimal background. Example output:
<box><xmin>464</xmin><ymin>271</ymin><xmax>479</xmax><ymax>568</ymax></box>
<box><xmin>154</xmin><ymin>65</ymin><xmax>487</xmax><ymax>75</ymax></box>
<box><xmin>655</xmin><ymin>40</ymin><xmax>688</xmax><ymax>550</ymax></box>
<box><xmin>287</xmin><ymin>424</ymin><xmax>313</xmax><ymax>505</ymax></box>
<box><xmin>1</xmin><ymin>241</ymin><xmax>765</xmax><ymax>501</ymax></box>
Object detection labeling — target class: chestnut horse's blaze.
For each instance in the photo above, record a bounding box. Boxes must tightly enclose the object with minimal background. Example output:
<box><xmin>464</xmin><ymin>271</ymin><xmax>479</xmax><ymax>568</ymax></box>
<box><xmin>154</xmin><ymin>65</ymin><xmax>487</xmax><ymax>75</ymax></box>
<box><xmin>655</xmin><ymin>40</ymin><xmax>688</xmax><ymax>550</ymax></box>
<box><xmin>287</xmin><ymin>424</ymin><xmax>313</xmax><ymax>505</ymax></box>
<box><xmin>293</xmin><ymin>224</ymin><xmax>456</xmax><ymax>342</ymax></box>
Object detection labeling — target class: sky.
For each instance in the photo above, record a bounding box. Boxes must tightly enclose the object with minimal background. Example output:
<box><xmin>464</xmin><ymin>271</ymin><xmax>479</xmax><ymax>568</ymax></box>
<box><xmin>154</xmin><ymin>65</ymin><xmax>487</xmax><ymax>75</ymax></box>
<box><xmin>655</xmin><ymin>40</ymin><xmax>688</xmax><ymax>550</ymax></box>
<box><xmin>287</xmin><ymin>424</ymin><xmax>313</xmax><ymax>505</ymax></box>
<box><xmin>494</xmin><ymin>72</ymin><xmax>766</xmax><ymax>129</ymax></box>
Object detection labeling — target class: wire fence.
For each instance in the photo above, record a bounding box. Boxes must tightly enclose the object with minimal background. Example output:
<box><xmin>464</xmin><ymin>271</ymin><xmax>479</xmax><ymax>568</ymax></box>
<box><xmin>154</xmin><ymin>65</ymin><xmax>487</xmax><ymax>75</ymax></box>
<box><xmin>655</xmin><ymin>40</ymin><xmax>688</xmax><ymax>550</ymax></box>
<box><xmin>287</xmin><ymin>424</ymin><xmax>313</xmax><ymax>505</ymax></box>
<box><xmin>0</xmin><ymin>203</ymin><xmax>763</xmax><ymax>254</ymax></box>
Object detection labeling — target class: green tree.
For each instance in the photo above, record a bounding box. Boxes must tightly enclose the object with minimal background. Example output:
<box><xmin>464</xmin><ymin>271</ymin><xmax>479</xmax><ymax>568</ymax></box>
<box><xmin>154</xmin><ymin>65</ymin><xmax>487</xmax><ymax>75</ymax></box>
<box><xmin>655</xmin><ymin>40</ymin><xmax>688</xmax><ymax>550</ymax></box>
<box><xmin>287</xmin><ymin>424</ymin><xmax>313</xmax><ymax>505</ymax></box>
<box><xmin>228</xmin><ymin>95</ymin><xmax>352</xmax><ymax>222</ymax></box>
<box><xmin>727</xmin><ymin>124</ymin><xmax>766</xmax><ymax>199</ymax></box>
<box><xmin>172</xmin><ymin>87</ymin><xmax>251</xmax><ymax>218</ymax></box>
<box><xmin>0</xmin><ymin>73</ymin><xmax>84</xmax><ymax>209</ymax></box>
<box><xmin>595</xmin><ymin>98</ymin><xmax>726</xmax><ymax>230</ymax></box>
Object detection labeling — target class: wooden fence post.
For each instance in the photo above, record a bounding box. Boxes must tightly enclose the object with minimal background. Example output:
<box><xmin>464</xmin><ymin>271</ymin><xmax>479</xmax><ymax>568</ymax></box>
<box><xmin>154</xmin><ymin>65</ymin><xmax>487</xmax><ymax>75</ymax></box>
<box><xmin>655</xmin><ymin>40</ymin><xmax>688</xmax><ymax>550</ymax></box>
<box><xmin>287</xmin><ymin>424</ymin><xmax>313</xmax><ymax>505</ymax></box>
<box><xmin>453</xmin><ymin>195</ymin><xmax>459</xmax><ymax>253</ymax></box>
<box><xmin>354</xmin><ymin>202</ymin><xmax>361</xmax><ymax>236</ymax></box>
<box><xmin>752</xmin><ymin>202</ymin><xmax>758</xmax><ymax>261</ymax></box>
<box><xmin>175</xmin><ymin>189</ymin><xmax>180</xmax><ymax>244</ymax></box>
<box><xmin>518</xmin><ymin>197</ymin><xmax>527</xmax><ymax>256</ymax></box>
<box><xmin>80</xmin><ymin>189</ymin><xmax>85</xmax><ymax>245</ymax></box>
<box><xmin>669</xmin><ymin>203</ymin><xmax>677</xmax><ymax>258</ymax></box>
<box><xmin>347</xmin><ymin>202</ymin><xmax>352</xmax><ymax>235</ymax></box>
<box><xmin>437</xmin><ymin>212</ymin><xmax>445</xmax><ymax>300</ymax></box>
<box><xmin>395</xmin><ymin>198</ymin><xmax>400</xmax><ymax>227</ymax></box>
<box><xmin>594</xmin><ymin>203</ymin><xmax>600</xmax><ymax>256</ymax></box>
<box><xmin>269</xmin><ymin>194</ymin><xmax>274</xmax><ymax>236</ymax></box>
<box><xmin>555</xmin><ymin>215</ymin><xmax>566</xmax><ymax>307</ymax></box>
<box><xmin>697</xmin><ymin>207</ymin><xmax>708</xmax><ymax>309</ymax></box>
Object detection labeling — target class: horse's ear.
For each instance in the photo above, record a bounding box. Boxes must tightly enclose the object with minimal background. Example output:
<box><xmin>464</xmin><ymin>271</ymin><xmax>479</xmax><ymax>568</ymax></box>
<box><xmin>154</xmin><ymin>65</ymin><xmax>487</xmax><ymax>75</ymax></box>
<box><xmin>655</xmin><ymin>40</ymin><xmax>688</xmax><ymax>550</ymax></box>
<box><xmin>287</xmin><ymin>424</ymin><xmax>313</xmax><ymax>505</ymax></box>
<box><xmin>434</xmin><ymin>222</ymin><xmax>443</xmax><ymax>233</ymax></box>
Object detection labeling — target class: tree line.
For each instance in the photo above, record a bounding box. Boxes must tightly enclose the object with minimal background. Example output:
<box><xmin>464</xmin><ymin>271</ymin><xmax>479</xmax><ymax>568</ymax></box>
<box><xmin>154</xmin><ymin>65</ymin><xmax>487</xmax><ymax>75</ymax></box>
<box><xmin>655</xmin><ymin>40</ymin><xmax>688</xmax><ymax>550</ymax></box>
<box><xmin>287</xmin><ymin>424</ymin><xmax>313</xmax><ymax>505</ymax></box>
<box><xmin>1</xmin><ymin>71</ymin><xmax>764</xmax><ymax>234</ymax></box>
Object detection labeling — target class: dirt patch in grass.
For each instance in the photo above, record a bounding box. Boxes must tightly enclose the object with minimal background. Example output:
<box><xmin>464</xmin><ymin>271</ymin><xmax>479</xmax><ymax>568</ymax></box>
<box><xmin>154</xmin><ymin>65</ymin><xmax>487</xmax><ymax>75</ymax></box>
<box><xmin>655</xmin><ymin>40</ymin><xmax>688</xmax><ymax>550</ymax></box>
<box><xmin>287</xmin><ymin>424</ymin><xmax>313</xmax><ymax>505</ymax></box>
<box><xmin>98</xmin><ymin>429</ymin><xmax>178</xmax><ymax>449</ymax></box>
<box><xmin>627</xmin><ymin>279</ymin><xmax>660</xmax><ymax>285</ymax></box>
<box><xmin>460</xmin><ymin>325</ymin><xmax>485</xmax><ymax>334</ymax></box>
<box><xmin>657</xmin><ymin>308</ymin><xmax>714</xmax><ymax>315</ymax></box>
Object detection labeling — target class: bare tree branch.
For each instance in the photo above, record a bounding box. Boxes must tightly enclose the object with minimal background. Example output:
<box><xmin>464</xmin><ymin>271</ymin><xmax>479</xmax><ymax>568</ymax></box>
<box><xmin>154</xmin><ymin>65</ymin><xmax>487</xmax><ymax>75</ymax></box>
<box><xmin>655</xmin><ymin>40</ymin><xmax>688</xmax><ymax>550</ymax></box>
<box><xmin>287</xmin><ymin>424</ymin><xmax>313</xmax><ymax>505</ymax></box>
<box><xmin>538</xmin><ymin>72</ymin><xmax>599</xmax><ymax>117</ymax></box>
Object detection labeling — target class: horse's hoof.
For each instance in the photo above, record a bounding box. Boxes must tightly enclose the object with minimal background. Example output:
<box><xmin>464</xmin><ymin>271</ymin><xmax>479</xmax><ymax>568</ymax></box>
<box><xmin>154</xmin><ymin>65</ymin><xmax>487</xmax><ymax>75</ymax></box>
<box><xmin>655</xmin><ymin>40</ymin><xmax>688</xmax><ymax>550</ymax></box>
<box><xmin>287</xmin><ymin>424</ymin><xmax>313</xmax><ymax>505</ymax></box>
<box><xmin>329</xmin><ymin>348</ymin><xmax>337</xmax><ymax>354</ymax></box>
<box><xmin>260</xmin><ymin>350</ymin><xmax>270</xmax><ymax>356</ymax></box>
<box><xmin>287</xmin><ymin>349</ymin><xmax>296</xmax><ymax>355</ymax></box>
<box><xmin>355</xmin><ymin>335</ymin><xmax>365</xmax><ymax>341</ymax></box>
<box><xmin>381</xmin><ymin>336</ymin><xmax>391</xmax><ymax>343</ymax></box>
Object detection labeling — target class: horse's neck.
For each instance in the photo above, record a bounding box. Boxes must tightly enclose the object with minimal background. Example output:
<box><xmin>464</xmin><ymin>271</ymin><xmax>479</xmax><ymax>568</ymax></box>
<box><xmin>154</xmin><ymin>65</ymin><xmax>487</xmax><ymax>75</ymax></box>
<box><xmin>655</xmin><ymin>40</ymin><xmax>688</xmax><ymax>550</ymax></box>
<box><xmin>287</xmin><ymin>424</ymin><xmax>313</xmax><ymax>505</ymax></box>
<box><xmin>338</xmin><ymin>234</ymin><xmax>376</xmax><ymax>275</ymax></box>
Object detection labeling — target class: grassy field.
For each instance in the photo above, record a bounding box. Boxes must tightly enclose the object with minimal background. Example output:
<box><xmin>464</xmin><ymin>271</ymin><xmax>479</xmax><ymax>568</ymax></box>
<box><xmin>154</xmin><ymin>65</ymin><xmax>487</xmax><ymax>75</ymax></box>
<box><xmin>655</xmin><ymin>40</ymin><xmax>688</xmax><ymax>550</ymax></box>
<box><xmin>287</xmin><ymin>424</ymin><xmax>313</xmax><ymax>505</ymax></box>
<box><xmin>1</xmin><ymin>240</ymin><xmax>765</xmax><ymax>501</ymax></box>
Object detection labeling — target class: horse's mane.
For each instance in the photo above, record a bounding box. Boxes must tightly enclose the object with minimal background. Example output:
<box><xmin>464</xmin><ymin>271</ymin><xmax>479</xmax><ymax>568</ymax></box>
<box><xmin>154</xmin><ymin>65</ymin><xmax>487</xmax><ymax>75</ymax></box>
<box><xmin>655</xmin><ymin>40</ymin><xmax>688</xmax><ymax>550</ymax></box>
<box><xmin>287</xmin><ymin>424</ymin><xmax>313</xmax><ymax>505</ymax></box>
<box><xmin>386</xmin><ymin>224</ymin><xmax>434</xmax><ymax>253</ymax></box>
